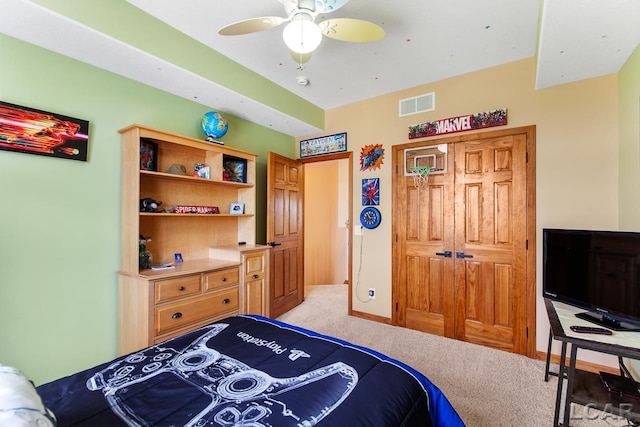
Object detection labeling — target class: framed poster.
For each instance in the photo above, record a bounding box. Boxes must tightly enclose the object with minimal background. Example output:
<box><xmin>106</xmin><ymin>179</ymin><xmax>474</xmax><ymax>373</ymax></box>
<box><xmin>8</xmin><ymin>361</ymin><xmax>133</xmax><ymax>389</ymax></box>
<box><xmin>362</xmin><ymin>178</ymin><xmax>380</xmax><ymax>206</ymax></box>
<box><xmin>223</xmin><ymin>156</ymin><xmax>247</xmax><ymax>183</ymax></box>
<box><xmin>140</xmin><ymin>140</ymin><xmax>158</xmax><ymax>171</ymax></box>
<box><xmin>0</xmin><ymin>101</ymin><xmax>89</xmax><ymax>161</ymax></box>
<box><xmin>300</xmin><ymin>132</ymin><xmax>347</xmax><ymax>158</ymax></box>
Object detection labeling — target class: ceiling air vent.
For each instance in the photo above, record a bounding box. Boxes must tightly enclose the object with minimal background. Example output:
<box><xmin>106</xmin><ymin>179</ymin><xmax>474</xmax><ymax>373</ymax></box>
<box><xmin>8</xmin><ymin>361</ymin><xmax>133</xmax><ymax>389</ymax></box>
<box><xmin>399</xmin><ymin>92</ymin><xmax>435</xmax><ymax>117</ymax></box>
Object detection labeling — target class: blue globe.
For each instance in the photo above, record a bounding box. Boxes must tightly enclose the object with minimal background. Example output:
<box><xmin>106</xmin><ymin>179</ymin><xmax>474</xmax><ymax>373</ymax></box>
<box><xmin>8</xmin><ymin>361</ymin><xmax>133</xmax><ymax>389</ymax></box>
<box><xmin>201</xmin><ymin>111</ymin><xmax>228</xmax><ymax>141</ymax></box>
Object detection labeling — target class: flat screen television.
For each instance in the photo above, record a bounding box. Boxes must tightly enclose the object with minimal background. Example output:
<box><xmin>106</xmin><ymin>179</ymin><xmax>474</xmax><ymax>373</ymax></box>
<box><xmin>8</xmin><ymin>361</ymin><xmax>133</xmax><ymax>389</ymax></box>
<box><xmin>543</xmin><ymin>228</ymin><xmax>640</xmax><ymax>331</ymax></box>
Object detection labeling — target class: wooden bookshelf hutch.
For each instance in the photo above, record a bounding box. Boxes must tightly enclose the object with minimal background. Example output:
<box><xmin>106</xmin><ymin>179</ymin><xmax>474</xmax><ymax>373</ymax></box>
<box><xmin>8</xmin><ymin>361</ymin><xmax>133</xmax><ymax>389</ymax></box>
<box><xmin>117</xmin><ymin>125</ymin><xmax>269</xmax><ymax>355</ymax></box>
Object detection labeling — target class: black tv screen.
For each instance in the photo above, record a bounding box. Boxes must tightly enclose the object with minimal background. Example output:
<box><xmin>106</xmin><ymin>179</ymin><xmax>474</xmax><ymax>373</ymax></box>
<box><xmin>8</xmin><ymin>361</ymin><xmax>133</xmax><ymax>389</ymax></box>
<box><xmin>543</xmin><ymin>228</ymin><xmax>640</xmax><ymax>330</ymax></box>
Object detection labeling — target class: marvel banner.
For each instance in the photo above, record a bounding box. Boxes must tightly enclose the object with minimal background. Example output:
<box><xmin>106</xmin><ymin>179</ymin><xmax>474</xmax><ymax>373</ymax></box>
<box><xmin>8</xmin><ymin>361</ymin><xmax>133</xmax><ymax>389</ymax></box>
<box><xmin>409</xmin><ymin>108</ymin><xmax>507</xmax><ymax>139</ymax></box>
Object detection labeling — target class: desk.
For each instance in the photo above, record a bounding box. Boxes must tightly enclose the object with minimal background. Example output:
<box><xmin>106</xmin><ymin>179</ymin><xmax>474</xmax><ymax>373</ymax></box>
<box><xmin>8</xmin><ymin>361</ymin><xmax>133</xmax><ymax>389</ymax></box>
<box><xmin>544</xmin><ymin>298</ymin><xmax>640</xmax><ymax>426</ymax></box>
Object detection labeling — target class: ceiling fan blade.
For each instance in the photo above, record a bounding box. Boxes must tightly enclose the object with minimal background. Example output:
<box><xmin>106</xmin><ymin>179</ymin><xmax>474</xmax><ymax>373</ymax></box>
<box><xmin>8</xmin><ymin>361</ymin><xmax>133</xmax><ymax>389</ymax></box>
<box><xmin>319</xmin><ymin>18</ymin><xmax>385</xmax><ymax>42</ymax></box>
<box><xmin>289</xmin><ymin>49</ymin><xmax>313</xmax><ymax>64</ymax></box>
<box><xmin>218</xmin><ymin>16</ymin><xmax>285</xmax><ymax>36</ymax></box>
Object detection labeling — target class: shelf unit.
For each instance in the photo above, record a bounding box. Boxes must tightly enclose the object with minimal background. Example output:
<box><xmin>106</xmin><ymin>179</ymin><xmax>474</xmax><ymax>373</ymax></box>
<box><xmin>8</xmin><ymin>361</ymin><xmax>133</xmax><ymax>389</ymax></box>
<box><xmin>117</xmin><ymin>124</ymin><xmax>268</xmax><ymax>355</ymax></box>
<box><xmin>120</xmin><ymin>125</ymin><xmax>258</xmax><ymax>269</ymax></box>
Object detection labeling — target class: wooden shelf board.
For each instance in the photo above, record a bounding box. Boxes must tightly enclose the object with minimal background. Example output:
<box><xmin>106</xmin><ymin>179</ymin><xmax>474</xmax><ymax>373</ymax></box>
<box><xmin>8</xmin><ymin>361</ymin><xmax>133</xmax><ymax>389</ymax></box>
<box><xmin>140</xmin><ymin>213</ymin><xmax>253</xmax><ymax>217</ymax></box>
<box><xmin>140</xmin><ymin>170</ymin><xmax>252</xmax><ymax>188</ymax></box>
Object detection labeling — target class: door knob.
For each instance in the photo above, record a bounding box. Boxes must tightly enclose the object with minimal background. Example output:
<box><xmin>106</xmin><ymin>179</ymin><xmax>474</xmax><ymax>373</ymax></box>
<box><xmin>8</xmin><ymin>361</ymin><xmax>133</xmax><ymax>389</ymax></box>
<box><xmin>435</xmin><ymin>251</ymin><xmax>452</xmax><ymax>258</ymax></box>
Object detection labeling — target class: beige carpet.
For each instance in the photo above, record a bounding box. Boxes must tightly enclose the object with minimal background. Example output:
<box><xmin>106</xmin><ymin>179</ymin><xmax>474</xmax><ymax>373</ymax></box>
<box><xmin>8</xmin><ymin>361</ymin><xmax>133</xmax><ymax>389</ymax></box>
<box><xmin>277</xmin><ymin>285</ymin><xmax>630</xmax><ymax>427</ymax></box>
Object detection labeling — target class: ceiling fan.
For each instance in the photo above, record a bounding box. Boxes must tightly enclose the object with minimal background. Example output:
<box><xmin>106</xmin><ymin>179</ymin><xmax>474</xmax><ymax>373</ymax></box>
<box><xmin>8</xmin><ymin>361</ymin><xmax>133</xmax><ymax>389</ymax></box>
<box><xmin>218</xmin><ymin>0</ymin><xmax>384</xmax><ymax>63</ymax></box>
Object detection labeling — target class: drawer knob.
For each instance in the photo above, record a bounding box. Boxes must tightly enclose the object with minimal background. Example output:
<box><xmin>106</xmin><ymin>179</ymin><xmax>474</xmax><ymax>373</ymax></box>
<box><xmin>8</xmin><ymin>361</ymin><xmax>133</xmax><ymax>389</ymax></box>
<box><xmin>222</xmin><ymin>298</ymin><xmax>231</xmax><ymax>304</ymax></box>
<box><xmin>172</xmin><ymin>312</ymin><xmax>183</xmax><ymax>319</ymax></box>
<box><xmin>222</xmin><ymin>277</ymin><xmax>227</xmax><ymax>282</ymax></box>
<box><xmin>179</xmin><ymin>286</ymin><xmax>185</xmax><ymax>291</ymax></box>
<box><xmin>252</xmin><ymin>274</ymin><xmax>259</xmax><ymax>279</ymax></box>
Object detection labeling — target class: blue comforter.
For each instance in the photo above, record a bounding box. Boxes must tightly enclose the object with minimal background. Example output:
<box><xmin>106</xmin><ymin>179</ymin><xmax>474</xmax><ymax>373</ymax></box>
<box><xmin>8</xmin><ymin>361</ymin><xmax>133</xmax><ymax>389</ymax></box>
<box><xmin>38</xmin><ymin>315</ymin><xmax>465</xmax><ymax>426</ymax></box>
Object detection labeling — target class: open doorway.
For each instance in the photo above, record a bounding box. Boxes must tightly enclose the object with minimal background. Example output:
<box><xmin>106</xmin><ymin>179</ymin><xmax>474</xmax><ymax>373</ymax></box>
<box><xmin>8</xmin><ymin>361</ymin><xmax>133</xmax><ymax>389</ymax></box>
<box><xmin>267</xmin><ymin>151</ymin><xmax>352</xmax><ymax>317</ymax></box>
<box><xmin>304</xmin><ymin>158</ymin><xmax>350</xmax><ymax>286</ymax></box>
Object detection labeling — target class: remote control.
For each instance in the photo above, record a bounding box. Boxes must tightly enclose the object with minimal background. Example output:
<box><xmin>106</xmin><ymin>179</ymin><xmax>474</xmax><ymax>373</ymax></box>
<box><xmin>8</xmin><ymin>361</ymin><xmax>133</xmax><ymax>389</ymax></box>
<box><xmin>570</xmin><ymin>325</ymin><xmax>613</xmax><ymax>335</ymax></box>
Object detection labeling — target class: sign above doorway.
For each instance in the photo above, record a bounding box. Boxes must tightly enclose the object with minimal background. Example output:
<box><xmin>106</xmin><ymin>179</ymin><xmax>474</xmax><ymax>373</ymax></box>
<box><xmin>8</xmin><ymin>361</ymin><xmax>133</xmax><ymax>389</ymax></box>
<box><xmin>408</xmin><ymin>108</ymin><xmax>507</xmax><ymax>139</ymax></box>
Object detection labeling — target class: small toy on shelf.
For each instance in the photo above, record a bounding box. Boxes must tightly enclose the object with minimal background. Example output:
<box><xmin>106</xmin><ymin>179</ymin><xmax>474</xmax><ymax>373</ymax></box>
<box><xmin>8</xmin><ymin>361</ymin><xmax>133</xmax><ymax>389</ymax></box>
<box><xmin>140</xmin><ymin>198</ymin><xmax>162</xmax><ymax>212</ymax></box>
<box><xmin>166</xmin><ymin>164</ymin><xmax>187</xmax><ymax>175</ymax></box>
<box><xmin>194</xmin><ymin>164</ymin><xmax>210</xmax><ymax>179</ymax></box>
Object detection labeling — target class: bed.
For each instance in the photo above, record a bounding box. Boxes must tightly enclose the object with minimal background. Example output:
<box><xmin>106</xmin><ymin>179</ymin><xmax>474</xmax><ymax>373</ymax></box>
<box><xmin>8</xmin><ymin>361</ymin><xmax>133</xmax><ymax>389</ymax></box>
<box><xmin>15</xmin><ymin>315</ymin><xmax>464</xmax><ymax>426</ymax></box>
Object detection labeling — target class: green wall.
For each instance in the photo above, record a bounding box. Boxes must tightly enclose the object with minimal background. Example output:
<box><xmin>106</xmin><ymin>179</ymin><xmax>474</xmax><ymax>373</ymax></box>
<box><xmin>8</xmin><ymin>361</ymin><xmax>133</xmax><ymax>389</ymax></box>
<box><xmin>0</xmin><ymin>34</ymin><xmax>295</xmax><ymax>385</ymax></box>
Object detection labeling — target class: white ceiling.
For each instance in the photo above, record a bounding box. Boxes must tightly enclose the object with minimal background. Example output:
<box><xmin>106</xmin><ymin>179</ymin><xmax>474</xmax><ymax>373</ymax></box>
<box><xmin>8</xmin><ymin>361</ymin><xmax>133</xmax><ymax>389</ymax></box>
<box><xmin>2</xmin><ymin>0</ymin><xmax>639</xmax><ymax>137</ymax></box>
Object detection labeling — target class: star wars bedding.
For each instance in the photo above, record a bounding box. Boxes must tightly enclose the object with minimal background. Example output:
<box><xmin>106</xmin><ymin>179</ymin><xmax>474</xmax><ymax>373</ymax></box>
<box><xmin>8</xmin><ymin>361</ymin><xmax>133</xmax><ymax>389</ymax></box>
<box><xmin>37</xmin><ymin>315</ymin><xmax>465</xmax><ymax>426</ymax></box>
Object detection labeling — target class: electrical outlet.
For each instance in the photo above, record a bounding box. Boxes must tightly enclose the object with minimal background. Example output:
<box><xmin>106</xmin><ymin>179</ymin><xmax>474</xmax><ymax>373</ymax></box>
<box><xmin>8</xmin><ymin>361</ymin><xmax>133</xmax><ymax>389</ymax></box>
<box><xmin>354</xmin><ymin>225</ymin><xmax>363</xmax><ymax>236</ymax></box>
<box><xmin>368</xmin><ymin>288</ymin><xmax>375</xmax><ymax>299</ymax></box>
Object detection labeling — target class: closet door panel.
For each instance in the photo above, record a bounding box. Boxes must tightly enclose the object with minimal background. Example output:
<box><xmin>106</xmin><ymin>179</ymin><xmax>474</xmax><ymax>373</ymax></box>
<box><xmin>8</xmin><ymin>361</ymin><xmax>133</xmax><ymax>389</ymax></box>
<box><xmin>396</xmin><ymin>145</ymin><xmax>455</xmax><ymax>337</ymax></box>
<box><xmin>454</xmin><ymin>135</ymin><xmax>526</xmax><ymax>353</ymax></box>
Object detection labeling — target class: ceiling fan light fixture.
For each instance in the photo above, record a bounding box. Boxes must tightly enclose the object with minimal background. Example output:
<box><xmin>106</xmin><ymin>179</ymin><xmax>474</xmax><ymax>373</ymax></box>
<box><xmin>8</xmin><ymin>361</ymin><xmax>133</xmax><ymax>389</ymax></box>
<box><xmin>283</xmin><ymin>13</ymin><xmax>322</xmax><ymax>54</ymax></box>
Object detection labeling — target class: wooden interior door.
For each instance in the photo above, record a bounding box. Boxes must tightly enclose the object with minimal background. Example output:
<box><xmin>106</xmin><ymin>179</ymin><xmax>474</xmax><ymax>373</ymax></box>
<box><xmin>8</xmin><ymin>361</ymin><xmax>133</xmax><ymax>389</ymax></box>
<box><xmin>267</xmin><ymin>152</ymin><xmax>304</xmax><ymax>318</ymax></box>
<box><xmin>394</xmin><ymin>127</ymin><xmax>533</xmax><ymax>355</ymax></box>
<box><xmin>395</xmin><ymin>144</ymin><xmax>455</xmax><ymax>337</ymax></box>
<box><xmin>453</xmin><ymin>133</ymin><xmax>528</xmax><ymax>354</ymax></box>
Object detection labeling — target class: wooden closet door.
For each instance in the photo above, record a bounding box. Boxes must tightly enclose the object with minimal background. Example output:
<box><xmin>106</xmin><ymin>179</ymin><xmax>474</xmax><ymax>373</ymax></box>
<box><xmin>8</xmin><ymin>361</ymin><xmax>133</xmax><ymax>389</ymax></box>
<box><xmin>453</xmin><ymin>134</ymin><xmax>527</xmax><ymax>354</ymax></box>
<box><xmin>396</xmin><ymin>145</ymin><xmax>455</xmax><ymax>337</ymax></box>
<box><xmin>394</xmin><ymin>127</ymin><xmax>531</xmax><ymax>356</ymax></box>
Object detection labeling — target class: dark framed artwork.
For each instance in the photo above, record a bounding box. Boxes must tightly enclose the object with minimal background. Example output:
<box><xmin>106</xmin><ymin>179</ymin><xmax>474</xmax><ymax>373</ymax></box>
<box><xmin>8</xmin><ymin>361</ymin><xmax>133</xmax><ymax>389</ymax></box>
<box><xmin>223</xmin><ymin>156</ymin><xmax>247</xmax><ymax>183</ymax></box>
<box><xmin>300</xmin><ymin>132</ymin><xmax>347</xmax><ymax>158</ymax></box>
<box><xmin>362</xmin><ymin>178</ymin><xmax>380</xmax><ymax>206</ymax></box>
<box><xmin>0</xmin><ymin>101</ymin><xmax>89</xmax><ymax>161</ymax></box>
<box><xmin>140</xmin><ymin>139</ymin><xmax>158</xmax><ymax>171</ymax></box>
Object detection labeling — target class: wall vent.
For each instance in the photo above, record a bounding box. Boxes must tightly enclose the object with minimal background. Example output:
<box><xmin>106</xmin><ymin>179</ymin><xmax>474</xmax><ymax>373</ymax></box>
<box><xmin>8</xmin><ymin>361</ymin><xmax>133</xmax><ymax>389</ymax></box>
<box><xmin>399</xmin><ymin>92</ymin><xmax>435</xmax><ymax>117</ymax></box>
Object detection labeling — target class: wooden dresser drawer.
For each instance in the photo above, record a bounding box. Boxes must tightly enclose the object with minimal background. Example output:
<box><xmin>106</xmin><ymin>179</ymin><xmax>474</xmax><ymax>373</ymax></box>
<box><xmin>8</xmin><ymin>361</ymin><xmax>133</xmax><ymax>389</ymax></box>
<box><xmin>154</xmin><ymin>275</ymin><xmax>201</xmax><ymax>304</ymax></box>
<box><xmin>204</xmin><ymin>267</ymin><xmax>239</xmax><ymax>292</ymax></box>
<box><xmin>155</xmin><ymin>288</ymin><xmax>239</xmax><ymax>335</ymax></box>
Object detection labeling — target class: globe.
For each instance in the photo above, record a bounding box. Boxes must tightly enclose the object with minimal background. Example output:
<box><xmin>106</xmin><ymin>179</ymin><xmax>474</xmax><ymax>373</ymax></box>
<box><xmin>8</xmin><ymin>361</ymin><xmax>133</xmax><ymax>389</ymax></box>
<box><xmin>201</xmin><ymin>111</ymin><xmax>228</xmax><ymax>141</ymax></box>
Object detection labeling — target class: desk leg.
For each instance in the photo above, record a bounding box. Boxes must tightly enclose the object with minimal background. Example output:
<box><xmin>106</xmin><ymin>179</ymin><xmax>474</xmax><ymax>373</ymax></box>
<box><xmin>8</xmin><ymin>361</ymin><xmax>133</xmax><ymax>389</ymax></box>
<box><xmin>553</xmin><ymin>341</ymin><xmax>568</xmax><ymax>427</ymax></box>
<box><xmin>545</xmin><ymin>331</ymin><xmax>553</xmax><ymax>381</ymax></box>
<box><xmin>619</xmin><ymin>356</ymin><xmax>632</xmax><ymax>377</ymax></box>
<box><xmin>561</xmin><ymin>344</ymin><xmax>578</xmax><ymax>427</ymax></box>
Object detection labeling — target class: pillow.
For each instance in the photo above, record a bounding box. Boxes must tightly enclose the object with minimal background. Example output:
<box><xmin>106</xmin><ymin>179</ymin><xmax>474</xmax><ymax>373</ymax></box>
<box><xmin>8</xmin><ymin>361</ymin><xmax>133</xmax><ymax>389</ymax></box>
<box><xmin>0</xmin><ymin>364</ymin><xmax>56</xmax><ymax>426</ymax></box>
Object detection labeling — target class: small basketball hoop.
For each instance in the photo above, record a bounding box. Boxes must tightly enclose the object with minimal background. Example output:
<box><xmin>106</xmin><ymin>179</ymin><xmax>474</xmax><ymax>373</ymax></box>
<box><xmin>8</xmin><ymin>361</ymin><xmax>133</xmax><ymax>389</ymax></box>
<box><xmin>409</xmin><ymin>166</ymin><xmax>431</xmax><ymax>188</ymax></box>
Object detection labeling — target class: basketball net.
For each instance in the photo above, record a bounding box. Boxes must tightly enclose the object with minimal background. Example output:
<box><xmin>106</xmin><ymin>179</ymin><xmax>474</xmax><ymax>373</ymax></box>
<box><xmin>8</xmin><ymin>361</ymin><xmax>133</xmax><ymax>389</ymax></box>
<box><xmin>410</xmin><ymin>166</ymin><xmax>431</xmax><ymax>188</ymax></box>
